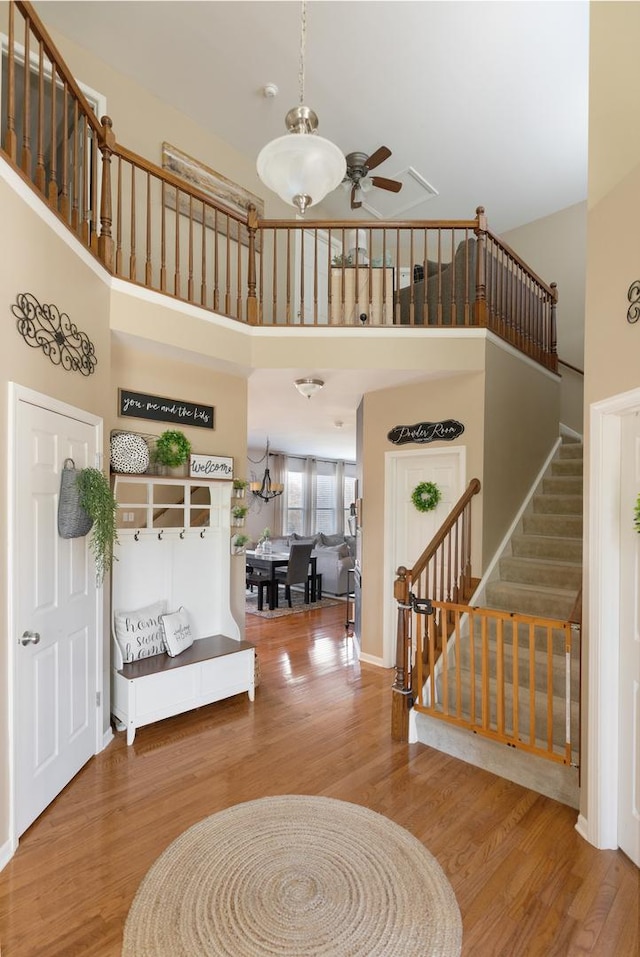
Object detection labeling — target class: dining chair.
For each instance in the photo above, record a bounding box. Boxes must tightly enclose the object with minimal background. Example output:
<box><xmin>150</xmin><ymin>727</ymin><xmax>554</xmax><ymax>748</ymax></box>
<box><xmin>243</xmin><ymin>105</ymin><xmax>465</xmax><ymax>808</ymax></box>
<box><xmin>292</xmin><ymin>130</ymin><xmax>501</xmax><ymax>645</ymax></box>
<box><xmin>274</xmin><ymin>542</ymin><xmax>315</xmax><ymax>608</ymax></box>
<box><xmin>246</xmin><ymin>566</ymin><xmax>272</xmax><ymax>611</ymax></box>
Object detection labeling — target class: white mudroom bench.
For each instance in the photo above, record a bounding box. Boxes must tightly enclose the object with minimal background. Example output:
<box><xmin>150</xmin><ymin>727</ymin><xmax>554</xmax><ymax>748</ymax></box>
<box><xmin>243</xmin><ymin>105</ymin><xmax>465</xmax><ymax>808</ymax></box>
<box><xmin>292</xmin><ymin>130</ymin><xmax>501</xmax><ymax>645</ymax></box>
<box><xmin>111</xmin><ymin>474</ymin><xmax>254</xmax><ymax>745</ymax></box>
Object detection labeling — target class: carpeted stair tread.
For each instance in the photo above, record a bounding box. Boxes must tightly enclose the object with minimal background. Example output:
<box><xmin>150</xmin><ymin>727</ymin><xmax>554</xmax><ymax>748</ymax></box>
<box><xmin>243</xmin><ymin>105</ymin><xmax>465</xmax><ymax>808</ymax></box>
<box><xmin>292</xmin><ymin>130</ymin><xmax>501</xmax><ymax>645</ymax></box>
<box><xmin>551</xmin><ymin>459</ymin><xmax>583</xmax><ymax>477</ymax></box>
<box><xmin>558</xmin><ymin>443</ymin><xmax>583</xmax><ymax>460</ymax></box>
<box><xmin>523</xmin><ymin>513</ymin><xmax>582</xmax><ymax>538</ymax></box>
<box><xmin>455</xmin><ymin>637</ymin><xmax>580</xmax><ymax>697</ymax></box>
<box><xmin>511</xmin><ymin>533</ymin><xmax>583</xmax><ymax>562</ymax></box>
<box><xmin>533</xmin><ymin>493</ymin><xmax>583</xmax><ymax>515</ymax></box>
<box><xmin>485</xmin><ymin>580</ymin><xmax>577</xmax><ymax>619</ymax></box>
<box><xmin>542</xmin><ymin>475</ymin><xmax>583</xmax><ymax>495</ymax></box>
<box><xmin>499</xmin><ymin>555</ymin><xmax>582</xmax><ymax>590</ymax></box>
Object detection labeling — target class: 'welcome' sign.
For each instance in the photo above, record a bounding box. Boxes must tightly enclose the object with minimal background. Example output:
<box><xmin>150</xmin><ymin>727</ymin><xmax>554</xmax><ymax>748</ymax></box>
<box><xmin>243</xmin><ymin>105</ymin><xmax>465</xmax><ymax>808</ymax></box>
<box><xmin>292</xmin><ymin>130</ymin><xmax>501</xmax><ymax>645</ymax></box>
<box><xmin>119</xmin><ymin>389</ymin><xmax>214</xmax><ymax>429</ymax></box>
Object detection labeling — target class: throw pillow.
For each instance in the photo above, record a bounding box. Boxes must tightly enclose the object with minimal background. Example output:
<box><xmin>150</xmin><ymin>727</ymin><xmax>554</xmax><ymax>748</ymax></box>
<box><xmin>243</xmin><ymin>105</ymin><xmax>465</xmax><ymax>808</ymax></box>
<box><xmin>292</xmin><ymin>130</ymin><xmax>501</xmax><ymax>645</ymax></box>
<box><xmin>114</xmin><ymin>600</ymin><xmax>166</xmax><ymax>663</ymax></box>
<box><xmin>290</xmin><ymin>533</ymin><xmax>319</xmax><ymax>546</ymax></box>
<box><xmin>160</xmin><ymin>606</ymin><xmax>194</xmax><ymax>657</ymax></box>
<box><xmin>318</xmin><ymin>542</ymin><xmax>349</xmax><ymax>559</ymax></box>
<box><xmin>320</xmin><ymin>533</ymin><xmax>345</xmax><ymax>547</ymax></box>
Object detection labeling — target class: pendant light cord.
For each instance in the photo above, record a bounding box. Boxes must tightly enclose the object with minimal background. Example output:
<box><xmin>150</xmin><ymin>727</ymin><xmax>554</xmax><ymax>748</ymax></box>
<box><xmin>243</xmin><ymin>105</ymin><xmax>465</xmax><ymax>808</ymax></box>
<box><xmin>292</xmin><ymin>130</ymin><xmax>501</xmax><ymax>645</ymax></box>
<box><xmin>298</xmin><ymin>0</ymin><xmax>306</xmax><ymax>106</ymax></box>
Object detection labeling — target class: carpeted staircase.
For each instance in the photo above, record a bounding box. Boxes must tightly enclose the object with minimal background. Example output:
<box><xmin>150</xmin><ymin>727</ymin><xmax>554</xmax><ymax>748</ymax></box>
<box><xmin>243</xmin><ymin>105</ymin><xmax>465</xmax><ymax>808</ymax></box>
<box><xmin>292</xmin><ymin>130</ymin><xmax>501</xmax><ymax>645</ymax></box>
<box><xmin>413</xmin><ymin>437</ymin><xmax>583</xmax><ymax>807</ymax></box>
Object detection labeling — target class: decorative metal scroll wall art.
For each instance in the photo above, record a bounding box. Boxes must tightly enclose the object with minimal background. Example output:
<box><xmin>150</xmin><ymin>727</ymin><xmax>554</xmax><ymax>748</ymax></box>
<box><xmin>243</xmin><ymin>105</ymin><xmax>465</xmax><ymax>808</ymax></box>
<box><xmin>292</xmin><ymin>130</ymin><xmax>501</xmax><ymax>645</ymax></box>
<box><xmin>11</xmin><ymin>293</ymin><xmax>97</xmax><ymax>376</ymax></box>
<box><xmin>627</xmin><ymin>281</ymin><xmax>640</xmax><ymax>323</ymax></box>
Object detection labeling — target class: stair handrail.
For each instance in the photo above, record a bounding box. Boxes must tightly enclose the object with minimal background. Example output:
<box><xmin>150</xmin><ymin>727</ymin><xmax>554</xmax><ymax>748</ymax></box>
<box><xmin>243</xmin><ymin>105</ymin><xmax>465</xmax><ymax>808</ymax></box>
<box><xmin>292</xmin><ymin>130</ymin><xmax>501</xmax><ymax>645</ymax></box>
<box><xmin>392</xmin><ymin>477</ymin><xmax>481</xmax><ymax>740</ymax></box>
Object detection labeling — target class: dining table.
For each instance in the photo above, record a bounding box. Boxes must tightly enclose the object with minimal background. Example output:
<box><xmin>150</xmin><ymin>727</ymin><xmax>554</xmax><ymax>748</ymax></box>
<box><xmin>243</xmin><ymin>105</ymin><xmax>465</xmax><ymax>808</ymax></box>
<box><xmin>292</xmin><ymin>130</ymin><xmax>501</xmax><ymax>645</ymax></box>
<box><xmin>245</xmin><ymin>550</ymin><xmax>319</xmax><ymax>611</ymax></box>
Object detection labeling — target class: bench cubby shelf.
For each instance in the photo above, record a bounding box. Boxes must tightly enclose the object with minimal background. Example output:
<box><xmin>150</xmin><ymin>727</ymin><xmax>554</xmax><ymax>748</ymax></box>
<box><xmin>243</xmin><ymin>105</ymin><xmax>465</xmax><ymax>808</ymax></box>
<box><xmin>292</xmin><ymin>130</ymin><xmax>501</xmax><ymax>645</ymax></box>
<box><xmin>111</xmin><ymin>474</ymin><xmax>254</xmax><ymax>744</ymax></box>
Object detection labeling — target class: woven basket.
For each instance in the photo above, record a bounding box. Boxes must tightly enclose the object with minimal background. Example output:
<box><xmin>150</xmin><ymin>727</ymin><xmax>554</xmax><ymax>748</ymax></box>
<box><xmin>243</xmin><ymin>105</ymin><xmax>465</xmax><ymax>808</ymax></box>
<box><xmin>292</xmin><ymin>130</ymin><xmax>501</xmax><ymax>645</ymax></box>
<box><xmin>58</xmin><ymin>458</ymin><xmax>93</xmax><ymax>539</ymax></box>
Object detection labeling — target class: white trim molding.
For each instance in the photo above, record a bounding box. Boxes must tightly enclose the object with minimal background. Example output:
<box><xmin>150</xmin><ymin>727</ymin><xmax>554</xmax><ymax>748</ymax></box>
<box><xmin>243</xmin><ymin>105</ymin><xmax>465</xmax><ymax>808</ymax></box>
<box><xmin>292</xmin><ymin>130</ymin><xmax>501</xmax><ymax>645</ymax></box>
<box><xmin>584</xmin><ymin>385</ymin><xmax>640</xmax><ymax>849</ymax></box>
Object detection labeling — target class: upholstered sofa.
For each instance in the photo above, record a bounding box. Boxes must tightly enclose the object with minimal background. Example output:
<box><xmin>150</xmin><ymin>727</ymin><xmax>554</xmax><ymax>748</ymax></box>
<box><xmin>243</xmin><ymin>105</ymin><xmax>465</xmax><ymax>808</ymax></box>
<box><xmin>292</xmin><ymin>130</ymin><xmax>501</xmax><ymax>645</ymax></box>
<box><xmin>398</xmin><ymin>238</ymin><xmax>478</xmax><ymax>326</ymax></box>
<box><xmin>266</xmin><ymin>532</ymin><xmax>356</xmax><ymax>596</ymax></box>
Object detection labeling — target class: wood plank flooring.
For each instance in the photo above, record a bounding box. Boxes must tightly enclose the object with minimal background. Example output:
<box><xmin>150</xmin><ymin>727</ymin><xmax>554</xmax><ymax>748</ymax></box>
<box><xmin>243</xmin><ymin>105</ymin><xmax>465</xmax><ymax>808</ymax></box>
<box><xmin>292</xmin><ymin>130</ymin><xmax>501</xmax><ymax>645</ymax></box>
<box><xmin>0</xmin><ymin>605</ymin><xmax>637</xmax><ymax>956</ymax></box>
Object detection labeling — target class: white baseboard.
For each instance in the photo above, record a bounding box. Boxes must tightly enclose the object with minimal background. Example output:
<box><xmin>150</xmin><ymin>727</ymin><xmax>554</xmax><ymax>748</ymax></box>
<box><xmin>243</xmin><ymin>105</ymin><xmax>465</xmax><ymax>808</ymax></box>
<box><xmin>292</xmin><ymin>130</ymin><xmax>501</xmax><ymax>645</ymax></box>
<box><xmin>101</xmin><ymin>727</ymin><xmax>114</xmax><ymax>751</ymax></box>
<box><xmin>0</xmin><ymin>835</ymin><xmax>16</xmax><ymax>873</ymax></box>
<box><xmin>575</xmin><ymin>813</ymin><xmax>590</xmax><ymax>844</ymax></box>
<box><xmin>358</xmin><ymin>651</ymin><xmax>387</xmax><ymax>668</ymax></box>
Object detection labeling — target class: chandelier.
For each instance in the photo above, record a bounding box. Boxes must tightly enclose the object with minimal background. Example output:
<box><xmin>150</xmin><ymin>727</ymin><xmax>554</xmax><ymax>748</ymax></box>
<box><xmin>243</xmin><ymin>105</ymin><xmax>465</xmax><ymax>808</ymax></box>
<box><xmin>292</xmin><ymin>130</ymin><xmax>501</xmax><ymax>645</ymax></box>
<box><xmin>250</xmin><ymin>438</ymin><xmax>284</xmax><ymax>502</ymax></box>
<box><xmin>256</xmin><ymin>1</ymin><xmax>346</xmax><ymax>214</ymax></box>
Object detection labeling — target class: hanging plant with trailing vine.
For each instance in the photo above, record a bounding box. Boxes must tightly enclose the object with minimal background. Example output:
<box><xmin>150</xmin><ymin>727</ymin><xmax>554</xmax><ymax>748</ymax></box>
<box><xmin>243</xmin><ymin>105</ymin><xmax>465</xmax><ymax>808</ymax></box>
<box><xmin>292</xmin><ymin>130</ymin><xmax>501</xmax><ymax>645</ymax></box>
<box><xmin>411</xmin><ymin>481</ymin><xmax>442</xmax><ymax>513</ymax></box>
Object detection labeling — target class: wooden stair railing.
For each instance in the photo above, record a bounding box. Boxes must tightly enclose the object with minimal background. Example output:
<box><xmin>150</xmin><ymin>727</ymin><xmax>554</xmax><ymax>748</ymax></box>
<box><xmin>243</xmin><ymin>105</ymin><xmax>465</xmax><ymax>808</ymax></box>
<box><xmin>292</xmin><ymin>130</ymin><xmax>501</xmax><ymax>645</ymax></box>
<box><xmin>392</xmin><ymin>477</ymin><xmax>481</xmax><ymax>741</ymax></box>
<box><xmin>2</xmin><ymin>2</ymin><xmax>558</xmax><ymax>371</ymax></box>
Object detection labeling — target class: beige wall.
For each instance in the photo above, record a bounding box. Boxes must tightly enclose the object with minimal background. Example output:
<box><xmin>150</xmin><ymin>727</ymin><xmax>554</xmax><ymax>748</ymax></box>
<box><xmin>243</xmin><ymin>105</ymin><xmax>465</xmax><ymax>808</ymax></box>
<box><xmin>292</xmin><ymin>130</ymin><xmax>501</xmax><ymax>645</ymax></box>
<box><xmin>482</xmin><ymin>342</ymin><xmax>561</xmax><ymax>564</ymax></box>
<box><xmin>503</xmin><ymin>203</ymin><xmax>586</xmax><ymax>434</ymax></box>
<box><xmin>360</xmin><ymin>371</ymin><xmax>486</xmax><ymax>662</ymax></box>
<box><xmin>0</xmin><ymin>167</ymin><xmax>112</xmax><ymax>847</ymax></box>
<box><xmin>580</xmin><ymin>1</ymin><xmax>640</xmax><ymax>824</ymax></box>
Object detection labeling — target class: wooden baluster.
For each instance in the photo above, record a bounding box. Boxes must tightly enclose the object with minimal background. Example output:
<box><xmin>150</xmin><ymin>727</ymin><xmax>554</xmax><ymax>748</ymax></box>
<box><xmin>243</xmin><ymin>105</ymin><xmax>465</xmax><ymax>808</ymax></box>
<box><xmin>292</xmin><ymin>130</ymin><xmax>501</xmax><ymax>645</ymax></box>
<box><xmin>422</xmin><ymin>227</ymin><xmax>429</xmax><ymax>326</ymax></box>
<box><xmin>201</xmin><ymin>201</ymin><xmax>208</xmax><ymax>308</ymax></box>
<box><xmin>246</xmin><ymin>204</ymin><xmax>258</xmax><ymax>323</ymax></box>
<box><xmin>286</xmin><ymin>229</ymin><xmax>291</xmax><ymax>324</ymax></box>
<box><xmin>258</xmin><ymin>225</ymin><xmax>264</xmax><ymax>324</ymax></box>
<box><xmin>5</xmin><ymin>3</ymin><xmax>17</xmax><ymax>161</ymax></box>
<box><xmin>97</xmin><ymin>115</ymin><xmax>115</xmax><ymax>271</ymax></box>
<box><xmin>71</xmin><ymin>100</ymin><xmax>80</xmax><ymax>233</ymax></box>
<box><xmin>90</xmin><ymin>127</ymin><xmax>98</xmax><ymax>250</ymax></box>
<box><xmin>145</xmin><ymin>172</ymin><xmax>152</xmax><ymax>287</ymax></box>
<box><xmin>130</xmin><ymin>165</ymin><xmax>137</xmax><ymax>280</ymax></box>
<box><xmin>224</xmin><ymin>214</ymin><xmax>231</xmax><ymax>315</ymax></box>
<box><xmin>59</xmin><ymin>84</ymin><xmax>69</xmax><ymax>221</ymax></box>
<box><xmin>174</xmin><ymin>188</ymin><xmax>181</xmax><ymax>295</ymax></box>
<box><xmin>35</xmin><ymin>41</ymin><xmax>46</xmax><ymax>192</ymax></box>
<box><xmin>294</xmin><ymin>229</ymin><xmax>304</xmax><ymax>323</ymax></box>
<box><xmin>474</xmin><ymin>205</ymin><xmax>487</xmax><ymax>327</ymax></box>
<box><xmin>236</xmin><ymin>219</ymin><xmax>242</xmax><ymax>320</ymax></box>
<box><xmin>436</xmin><ymin>228</ymin><xmax>443</xmax><ymax>324</ymax></box>
<box><xmin>213</xmin><ymin>209</ymin><xmax>220</xmax><ymax>312</ymax></box>
<box><xmin>21</xmin><ymin>17</ymin><xmax>31</xmax><ymax>176</ymax></box>
<box><xmin>160</xmin><ymin>182</ymin><xmax>166</xmax><ymax>291</ymax></box>
<box><xmin>272</xmin><ymin>229</ymin><xmax>278</xmax><ymax>325</ymax></box>
<box><xmin>450</xmin><ymin>229</ymin><xmax>457</xmax><ymax>326</ymax></box>
<box><xmin>187</xmin><ymin>193</ymin><xmax>194</xmax><ymax>302</ymax></box>
<box><xmin>80</xmin><ymin>116</ymin><xmax>89</xmax><ymax>245</ymax></box>
<box><xmin>115</xmin><ymin>156</ymin><xmax>122</xmax><ymax>276</ymax></box>
<box><xmin>313</xmin><ymin>228</ymin><xmax>318</xmax><ymax>325</ymax></box>
<box><xmin>47</xmin><ymin>61</ymin><xmax>58</xmax><ymax>208</ymax></box>
<box><xmin>392</xmin><ymin>566</ymin><xmax>413</xmax><ymax>741</ymax></box>
<box><xmin>394</xmin><ymin>229</ymin><xmax>401</xmax><ymax>324</ymax></box>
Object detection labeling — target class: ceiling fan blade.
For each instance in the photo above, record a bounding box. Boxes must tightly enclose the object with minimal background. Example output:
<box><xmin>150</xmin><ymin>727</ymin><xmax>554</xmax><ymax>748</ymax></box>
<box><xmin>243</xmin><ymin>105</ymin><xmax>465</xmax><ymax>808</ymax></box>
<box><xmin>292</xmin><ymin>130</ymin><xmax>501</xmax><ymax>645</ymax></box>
<box><xmin>351</xmin><ymin>184</ymin><xmax>362</xmax><ymax>210</ymax></box>
<box><xmin>365</xmin><ymin>146</ymin><xmax>391</xmax><ymax>172</ymax></box>
<box><xmin>371</xmin><ymin>175</ymin><xmax>403</xmax><ymax>193</ymax></box>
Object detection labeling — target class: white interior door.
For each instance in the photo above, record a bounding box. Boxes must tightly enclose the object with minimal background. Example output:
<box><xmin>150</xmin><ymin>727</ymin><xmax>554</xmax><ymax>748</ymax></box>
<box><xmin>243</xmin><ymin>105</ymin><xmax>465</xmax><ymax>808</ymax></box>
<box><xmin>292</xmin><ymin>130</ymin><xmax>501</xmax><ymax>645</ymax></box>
<box><xmin>618</xmin><ymin>412</ymin><xmax>640</xmax><ymax>867</ymax></box>
<box><xmin>383</xmin><ymin>447</ymin><xmax>466</xmax><ymax>666</ymax></box>
<box><xmin>13</xmin><ymin>395</ymin><xmax>100</xmax><ymax>837</ymax></box>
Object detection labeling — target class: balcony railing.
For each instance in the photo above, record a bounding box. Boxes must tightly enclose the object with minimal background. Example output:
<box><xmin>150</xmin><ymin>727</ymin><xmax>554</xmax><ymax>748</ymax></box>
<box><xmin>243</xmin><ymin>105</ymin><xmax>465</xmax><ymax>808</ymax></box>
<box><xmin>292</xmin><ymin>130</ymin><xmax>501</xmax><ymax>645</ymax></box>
<box><xmin>2</xmin><ymin>1</ymin><xmax>558</xmax><ymax>372</ymax></box>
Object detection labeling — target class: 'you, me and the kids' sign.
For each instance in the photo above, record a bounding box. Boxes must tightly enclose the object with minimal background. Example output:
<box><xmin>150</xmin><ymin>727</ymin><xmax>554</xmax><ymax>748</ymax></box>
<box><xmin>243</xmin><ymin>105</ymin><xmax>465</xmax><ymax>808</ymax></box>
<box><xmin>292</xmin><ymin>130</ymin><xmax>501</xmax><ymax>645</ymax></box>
<box><xmin>119</xmin><ymin>389</ymin><xmax>214</xmax><ymax>429</ymax></box>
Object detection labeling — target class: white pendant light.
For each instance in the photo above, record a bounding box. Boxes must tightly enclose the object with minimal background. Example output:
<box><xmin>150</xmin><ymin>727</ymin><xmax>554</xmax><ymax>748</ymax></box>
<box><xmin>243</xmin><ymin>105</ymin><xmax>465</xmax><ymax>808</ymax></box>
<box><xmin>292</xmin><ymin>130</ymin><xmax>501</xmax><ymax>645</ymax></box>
<box><xmin>257</xmin><ymin>2</ymin><xmax>345</xmax><ymax>215</ymax></box>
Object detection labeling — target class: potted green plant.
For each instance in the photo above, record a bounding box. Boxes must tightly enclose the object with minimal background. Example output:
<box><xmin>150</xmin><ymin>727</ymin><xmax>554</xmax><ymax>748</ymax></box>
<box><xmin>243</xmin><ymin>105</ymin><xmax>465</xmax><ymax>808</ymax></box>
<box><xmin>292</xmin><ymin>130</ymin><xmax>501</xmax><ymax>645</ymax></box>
<box><xmin>154</xmin><ymin>429</ymin><xmax>191</xmax><ymax>475</ymax></box>
<box><xmin>231</xmin><ymin>533</ymin><xmax>250</xmax><ymax>554</ymax></box>
<box><xmin>233</xmin><ymin>478</ymin><xmax>248</xmax><ymax>498</ymax></box>
<box><xmin>75</xmin><ymin>468</ymin><xmax>119</xmax><ymax>584</ymax></box>
<box><xmin>231</xmin><ymin>504</ymin><xmax>248</xmax><ymax>527</ymax></box>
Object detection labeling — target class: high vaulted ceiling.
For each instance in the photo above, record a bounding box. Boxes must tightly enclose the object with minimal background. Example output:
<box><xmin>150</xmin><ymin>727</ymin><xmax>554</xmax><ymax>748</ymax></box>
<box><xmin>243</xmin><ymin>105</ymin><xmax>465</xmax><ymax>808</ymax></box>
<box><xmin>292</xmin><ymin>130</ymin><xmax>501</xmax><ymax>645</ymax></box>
<box><xmin>34</xmin><ymin>1</ymin><xmax>590</xmax><ymax>459</ymax></box>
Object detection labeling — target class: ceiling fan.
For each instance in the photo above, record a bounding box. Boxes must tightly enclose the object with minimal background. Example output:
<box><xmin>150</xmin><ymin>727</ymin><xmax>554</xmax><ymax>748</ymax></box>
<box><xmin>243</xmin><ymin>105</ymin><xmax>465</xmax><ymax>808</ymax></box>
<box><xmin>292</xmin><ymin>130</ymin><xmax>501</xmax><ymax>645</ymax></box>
<box><xmin>342</xmin><ymin>146</ymin><xmax>403</xmax><ymax>209</ymax></box>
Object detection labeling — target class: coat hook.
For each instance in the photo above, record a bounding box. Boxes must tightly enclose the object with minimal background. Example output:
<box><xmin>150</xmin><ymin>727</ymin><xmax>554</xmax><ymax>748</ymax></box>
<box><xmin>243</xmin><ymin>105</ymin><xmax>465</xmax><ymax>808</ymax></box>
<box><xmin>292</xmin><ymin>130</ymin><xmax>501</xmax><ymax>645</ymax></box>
<box><xmin>180</xmin><ymin>528</ymin><xmax>185</xmax><ymax>539</ymax></box>
<box><xmin>200</xmin><ymin>528</ymin><xmax>206</xmax><ymax>538</ymax></box>
<box><xmin>134</xmin><ymin>530</ymin><xmax>140</xmax><ymax>541</ymax></box>
<box><xmin>158</xmin><ymin>530</ymin><xmax>164</xmax><ymax>540</ymax></box>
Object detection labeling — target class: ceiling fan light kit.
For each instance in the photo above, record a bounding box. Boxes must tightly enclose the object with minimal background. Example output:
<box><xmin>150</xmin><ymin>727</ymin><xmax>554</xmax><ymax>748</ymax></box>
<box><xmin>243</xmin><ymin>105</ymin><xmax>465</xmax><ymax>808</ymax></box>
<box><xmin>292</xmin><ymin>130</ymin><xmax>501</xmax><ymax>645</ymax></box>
<box><xmin>257</xmin><ymin>1</ymin><xmax>345</xmax><ymax>214</ymax></box>
<box><xmin>342</xmin><ymin>147</ymin><xmax>403</xmax><ymax>210</ymax></box>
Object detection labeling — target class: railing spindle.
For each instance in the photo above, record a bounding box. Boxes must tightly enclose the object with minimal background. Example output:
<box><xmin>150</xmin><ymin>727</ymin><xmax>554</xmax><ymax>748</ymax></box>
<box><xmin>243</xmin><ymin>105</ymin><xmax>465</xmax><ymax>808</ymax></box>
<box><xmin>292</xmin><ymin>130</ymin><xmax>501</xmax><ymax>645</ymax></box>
<box><xmin>21</xmin><ymin>15</ymin><xmax>31</xmax><ymax>175</ymax></box>
<box><xmin>6</xmin><ymin>3</ymin><xmax>18</xmax><ymax>161</ymax></box>
<box><xmin>35</xmin><ymin>40</ymin><xmax>46</xmax><ymax>192</ymax></box>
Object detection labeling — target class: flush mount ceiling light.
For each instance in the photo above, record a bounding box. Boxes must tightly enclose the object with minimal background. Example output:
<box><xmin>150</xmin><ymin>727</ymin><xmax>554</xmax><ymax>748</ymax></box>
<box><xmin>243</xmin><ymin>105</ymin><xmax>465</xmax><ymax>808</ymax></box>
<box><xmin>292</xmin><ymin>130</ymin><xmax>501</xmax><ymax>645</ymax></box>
<box><xmin>256</xmin><ymin>1</ymin><xmax>345</xmax><ymax>215</ymax></box>
<box><xmin>294</xmin><ymin>377</ymin><xmax>324</xmax><ymax>399</ymax></box>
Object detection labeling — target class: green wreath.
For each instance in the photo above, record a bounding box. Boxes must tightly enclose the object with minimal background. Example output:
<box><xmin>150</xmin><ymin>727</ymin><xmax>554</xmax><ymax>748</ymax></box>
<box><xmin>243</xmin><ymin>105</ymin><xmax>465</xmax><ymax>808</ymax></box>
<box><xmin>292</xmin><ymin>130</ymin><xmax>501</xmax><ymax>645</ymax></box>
<box><xmin>155</xmin><ymin>429</ymin><xmax>191</xmax><ymax>468</ymax></box>
<box><xmin>635</xmin><ymin>493</ymin><xmax>640</xmax><ymax>533</ymax></box>
<box><xmin>411</xmin><ymin>481</ymin><xmax>442</xmax><ymax>513</ymax></box>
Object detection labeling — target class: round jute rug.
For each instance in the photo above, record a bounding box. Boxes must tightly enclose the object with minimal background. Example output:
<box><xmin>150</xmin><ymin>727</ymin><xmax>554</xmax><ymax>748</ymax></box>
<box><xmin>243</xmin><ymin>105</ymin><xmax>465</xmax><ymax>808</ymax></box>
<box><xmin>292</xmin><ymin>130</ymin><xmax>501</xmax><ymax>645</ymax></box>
<box><xmin>123</xmin><ymin>795</ymin><xmax>462</xmax><ymax>957</ymax></box>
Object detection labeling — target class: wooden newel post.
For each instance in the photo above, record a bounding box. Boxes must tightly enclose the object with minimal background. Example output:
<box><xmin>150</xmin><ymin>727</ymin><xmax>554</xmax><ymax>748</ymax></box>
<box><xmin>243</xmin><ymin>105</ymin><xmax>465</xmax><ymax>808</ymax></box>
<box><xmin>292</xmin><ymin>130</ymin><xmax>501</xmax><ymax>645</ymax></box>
<box><xmin>246</xmin><ymin>203</ymin><xmax>258</xmax><ymax>324</ymax></box>
<box><xmin>474</xmin><ymin>204</ymin><xmax>488</xmax><ymax>328</ymax></box>
<box><xmin>550</xmin><ymin>282</ymin><xmax>558</xmax><ymax>371</ymax></box>
<box><xmin>392</xmin><ymin>565</ymin><xmax>413</xmax><ymax>741</ymax></box>
<box><xmin>98</xmin><ymin>115</ymin><xmax>115</xmax><ymax>272</ymax></box>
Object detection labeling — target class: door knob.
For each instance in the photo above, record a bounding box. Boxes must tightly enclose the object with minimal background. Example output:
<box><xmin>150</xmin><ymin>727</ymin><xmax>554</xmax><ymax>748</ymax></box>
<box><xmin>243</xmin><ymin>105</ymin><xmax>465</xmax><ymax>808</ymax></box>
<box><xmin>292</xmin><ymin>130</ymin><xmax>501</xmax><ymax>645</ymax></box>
<box><xmin>19</xmin><ymin>631</ymin><xmax>40</xmax><ymax>646</ymax></box>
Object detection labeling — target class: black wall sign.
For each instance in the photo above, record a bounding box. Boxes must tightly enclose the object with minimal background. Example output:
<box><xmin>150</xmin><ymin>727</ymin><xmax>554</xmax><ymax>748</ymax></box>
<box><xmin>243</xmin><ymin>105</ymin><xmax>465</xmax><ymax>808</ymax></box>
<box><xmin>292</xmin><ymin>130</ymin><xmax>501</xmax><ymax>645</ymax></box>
<box><xmin>119</xmin><ymin>389</ymin><xmax>214</xmax><ymax>429</ymax></box>
<box><xmin>388</xmin><ymin>419</ymin><xmax>465</xmax><ymax>445</ymax></box>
